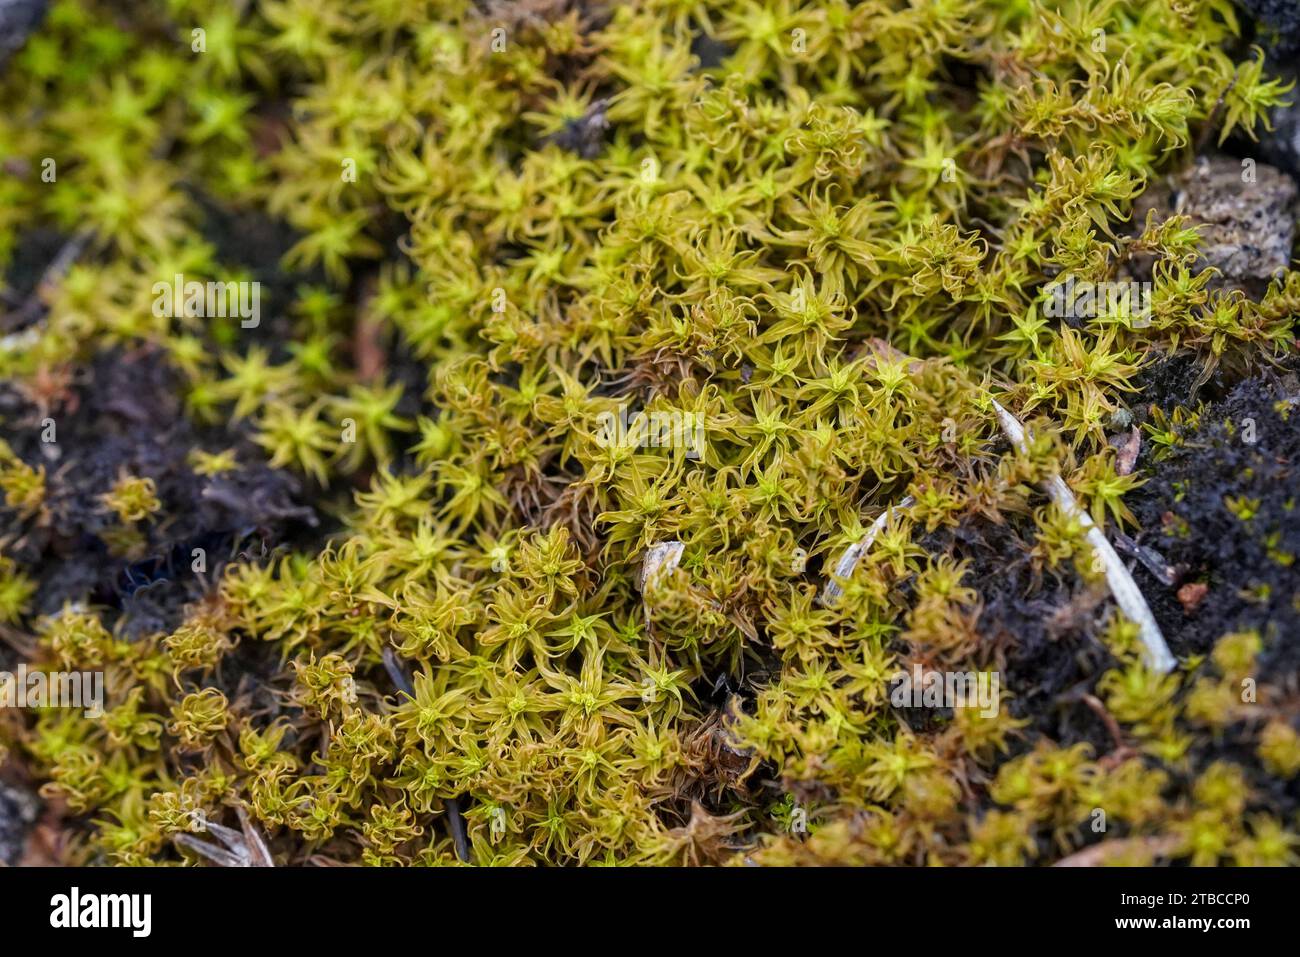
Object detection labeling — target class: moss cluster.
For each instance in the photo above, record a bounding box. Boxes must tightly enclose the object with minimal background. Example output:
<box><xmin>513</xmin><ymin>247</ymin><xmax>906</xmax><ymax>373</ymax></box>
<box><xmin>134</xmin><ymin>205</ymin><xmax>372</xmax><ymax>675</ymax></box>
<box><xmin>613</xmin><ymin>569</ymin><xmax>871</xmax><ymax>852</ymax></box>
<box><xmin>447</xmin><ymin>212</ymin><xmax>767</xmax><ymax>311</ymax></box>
<box><xmin>0</xmin><ymin>0</ymin><xmax>1297</xmax><ymax>865</ymax></box>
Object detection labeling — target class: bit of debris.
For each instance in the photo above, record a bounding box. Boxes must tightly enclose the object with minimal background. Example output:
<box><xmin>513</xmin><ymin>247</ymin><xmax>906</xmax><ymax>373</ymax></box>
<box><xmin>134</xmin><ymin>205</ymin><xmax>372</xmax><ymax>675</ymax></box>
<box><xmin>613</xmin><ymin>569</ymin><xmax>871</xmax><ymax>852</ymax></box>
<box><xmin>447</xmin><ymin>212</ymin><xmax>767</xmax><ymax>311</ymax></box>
<box><xmin>1112</xmin><ymin>530</ymin><xmax>1182</xmax><ymax>587</ymax></box>
<box><xmin>638</xmin><ymin>540</ymin><xmax>684</xmax><ymax>593</ymax></box>
<box><xmin>1111</xmin><ymin>426</ymin><xmax>1141</xmax><ymax>476</ymax></box>
<box><xmin>382</xmin><ymin>646</ymin><xmax>415</xmax><ymax>697</ymax></box>
<box><xmin>352</xmin><ymin>308</ymin><xmax>388</xmax><ymax>384</ymax></box>
<box><xmin>819</xmin><ymin>497</ymin><xmax>915</xmax><ymax>606</ymax></box>
<box><xmin>1176</xmin><ymin>581</ymin><xmax>1209</xmax><ymax>614</ymax></box>
<box><xmin>1052</xmin><ymin>833</ymin><xmax>1182</xmax><ymax>867</ymax></box>
<box><xmin>1079</xmin><ymin>692</ymin><xmax>1128</xmax><ymax>754</ymax></box>
<box><xmin>856</xmin><ymin>337</ymin><xmax>925</xmax><ymax>373</ymax></box>
<box><xmin>445</xmin><ymin>796</ymin><xmax>471</xmax><ymax>863</ymax></box>
<box><xmin>173</xmin><ymin>806</ymin><xmax>274</xmax><ymax>867</ymax></box>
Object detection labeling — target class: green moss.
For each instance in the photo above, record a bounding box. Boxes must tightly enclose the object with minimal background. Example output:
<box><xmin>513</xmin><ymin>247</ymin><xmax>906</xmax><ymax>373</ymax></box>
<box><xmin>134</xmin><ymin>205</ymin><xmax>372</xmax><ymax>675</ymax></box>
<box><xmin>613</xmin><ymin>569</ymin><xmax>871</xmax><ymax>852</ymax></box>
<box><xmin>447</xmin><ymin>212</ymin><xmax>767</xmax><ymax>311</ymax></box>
<box><xmin>0</xmin><ymin>0</ymin><xmax>1296</xmax><ymax>866</ymax></box>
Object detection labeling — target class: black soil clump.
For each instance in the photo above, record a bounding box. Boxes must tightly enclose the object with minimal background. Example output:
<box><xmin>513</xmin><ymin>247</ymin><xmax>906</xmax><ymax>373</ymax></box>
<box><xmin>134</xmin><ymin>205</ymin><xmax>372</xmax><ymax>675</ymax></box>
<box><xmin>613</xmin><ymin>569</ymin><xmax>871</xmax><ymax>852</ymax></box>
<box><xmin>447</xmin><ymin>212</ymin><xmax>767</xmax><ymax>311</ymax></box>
<box><xmin>1127</xmin><ymin>351</ymin><xmax>1237</xmax><ymax>418</ymax></box>
<box><xmin>1126</xmin><ymin>363</ymin><xmax>1300</xmax><ymax>681</ymax></box>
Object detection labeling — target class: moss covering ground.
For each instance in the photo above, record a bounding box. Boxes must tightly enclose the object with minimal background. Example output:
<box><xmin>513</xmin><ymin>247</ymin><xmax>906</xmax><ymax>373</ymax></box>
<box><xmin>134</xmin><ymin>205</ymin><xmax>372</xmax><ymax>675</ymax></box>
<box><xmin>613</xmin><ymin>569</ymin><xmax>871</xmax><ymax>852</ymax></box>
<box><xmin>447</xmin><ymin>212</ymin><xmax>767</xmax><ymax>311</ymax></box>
<box><xmin>0</xmin><ymin>0</ymin><xmax>1297</xmax><ymax>866</ymax></box>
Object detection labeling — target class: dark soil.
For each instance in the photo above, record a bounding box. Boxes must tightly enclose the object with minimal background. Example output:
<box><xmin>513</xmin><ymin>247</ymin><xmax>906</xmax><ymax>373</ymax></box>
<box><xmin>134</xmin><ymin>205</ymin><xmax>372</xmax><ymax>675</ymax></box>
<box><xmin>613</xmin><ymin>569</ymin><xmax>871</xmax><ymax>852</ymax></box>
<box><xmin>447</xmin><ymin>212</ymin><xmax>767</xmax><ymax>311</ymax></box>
<box><xmin>1235</xmin><ymin>0</ymin><xmax>1300</xmax><ymax>58</ymax></box>
<box><xmin>0</xmin><ymin>347</ymin><xmax>319</xmax><ymax>637</ymax></box>
<box><xmin>0</xmin><ymin>191</ymin><xmax>362</xmax><ymax>638</ymax></box>
<box><xmin>1126</xmin><ymin>360</ymin><xmax>1300</xmax><ymax>681</ymax></box>
<box><xmin>916</xmin><ymin>518</ymin><xmax>1120</xmax><ymax>756</ymax></box>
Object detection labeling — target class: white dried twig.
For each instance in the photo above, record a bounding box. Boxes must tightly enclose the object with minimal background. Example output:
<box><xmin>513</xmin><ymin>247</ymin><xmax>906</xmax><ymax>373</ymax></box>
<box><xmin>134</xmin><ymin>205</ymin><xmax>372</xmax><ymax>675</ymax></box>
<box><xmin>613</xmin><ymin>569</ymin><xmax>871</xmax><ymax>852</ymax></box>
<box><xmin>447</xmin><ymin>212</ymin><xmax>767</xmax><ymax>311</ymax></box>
<box><xmin>819</xmin><ymin>496</ymin><xmax>915</xmax><ymax>606</ymax></box>
<box><xmin>991</xmin><ymin>399</ymin><xmax>1176</xmax><ymax>674</ymax></box>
